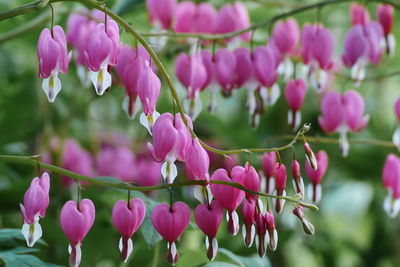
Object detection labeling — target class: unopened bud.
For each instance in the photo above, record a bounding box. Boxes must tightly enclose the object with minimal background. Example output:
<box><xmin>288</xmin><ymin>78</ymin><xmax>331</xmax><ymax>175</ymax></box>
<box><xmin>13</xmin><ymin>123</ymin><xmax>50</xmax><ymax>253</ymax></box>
<box><xmin>293</xmin><ymin>206</ymin><xmax>315</xmax><ymax>235</ymax></box>
<box><xmin>291</xmin><ymin>160</ymin><xmax>304</xmax><ymax>198</ymax></box>
<box><xmin>304</xmin><ymin>142</ymin><xmax>318</xmax><ymax>170</ymax></box>
<box><xmin>265</xmin><ymin>211</ymin><xmax>278</xmax><ymax>251</ymax></box>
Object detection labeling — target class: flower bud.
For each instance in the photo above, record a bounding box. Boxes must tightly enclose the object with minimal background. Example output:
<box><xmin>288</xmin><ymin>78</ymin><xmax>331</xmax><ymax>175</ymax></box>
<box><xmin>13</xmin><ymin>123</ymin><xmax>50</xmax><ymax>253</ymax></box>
<box><xmin>291</xmin><ymin>159</ymin><xmax>304</xmax><ymax>198</ymax></box>
<box><xmin>265</xmin><ymin>210</ymin><xmax>278</xmax><ymax>251</ymax></box>
<box><xmin>304</xmin><ymin>142</ymin><xmax>317</xmax><ymax>170</ymax></box>
<box><xmin>293</xmin><ymin>206</ymin><xmax>315</xmax><ymax>235</ymax></box>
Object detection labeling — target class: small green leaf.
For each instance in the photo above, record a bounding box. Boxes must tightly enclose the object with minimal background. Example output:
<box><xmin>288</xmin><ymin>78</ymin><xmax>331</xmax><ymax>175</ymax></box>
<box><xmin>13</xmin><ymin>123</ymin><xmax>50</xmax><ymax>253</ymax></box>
<box><xmin>140</xmin><ymin>201</ymin><xmax>162</xmax><ymax>247</ymax></box>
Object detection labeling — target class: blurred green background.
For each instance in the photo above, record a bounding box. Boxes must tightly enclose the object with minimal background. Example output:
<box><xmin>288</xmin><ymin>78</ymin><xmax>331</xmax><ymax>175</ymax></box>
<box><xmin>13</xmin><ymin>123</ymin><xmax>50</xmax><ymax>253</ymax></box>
<box><xmin>1</xmin><ymin>0</ymin><xmax>400</xmax><ymax>266</ymax></box>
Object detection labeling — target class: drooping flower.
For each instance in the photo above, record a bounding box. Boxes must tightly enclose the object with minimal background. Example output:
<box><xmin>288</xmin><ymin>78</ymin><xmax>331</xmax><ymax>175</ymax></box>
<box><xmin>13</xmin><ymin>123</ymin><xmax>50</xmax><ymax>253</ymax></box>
<box><xmin>115</xmin><ymin>45</ymin><xmax>152</xmax><ymax>120</ymax></box>
<box><xmin>291</xmin><ymin>159</ymin><xmax>305</xmax><ymax>198</ymax></box>
<box><xmin>132</xmin><ymin>153</ymin><xmax>162</xmax><ymax>187</ymax></box>
<box><xmin>175</xmin><ymin>52</ymin><xmax>207</xmax><ymax>119</ymax></box>
<box><xmin>20</xmin><ymin>172</ymin><xmax>50</xmax><ymax>247</ymax></box>
<box><xmin>60</xmin><ymin>199</ymin><xmax>95</xmax><ymax>267</ymax></box>
<box><xmin>147</xmin><ymin>113</ymin><xmax>193</xmax><ymax>184</ymax></box>
<box><xmin>392</xmin><ymin>98</ymin><xmax>400</xmax><ymax>151</ymax></box>
<box><xmin>152</xmin><ymin>202</ymin><xmax>190</xmax><ymax>265</ymax></box>
<box><xmin>210</xmin><ymin>168</ymin><xmax>245</xmax><ymax>235</ymax></box>
<box><xmin>185</xmin><ymin>138</ymin><xmax>212</xmax><ymax>203</ymax></box>
<box><xmin>254</xmin><ymin>213</ymin><xmax>267</xmax><ymax>257</ymax></box>
<box><xmin>292</xmin><ymin>206</ymin><xmax>315</xmax><ymax>235</ymax></box>
<box><xmin>305</xmin><ymin>150</ymin><xmax>328</xmax><ymax>203</ymax></box>
<box><xmin>241</xmin><ymin>162</ymin><xmax>261</xmax><ymax>200</ymax></box>
<box><xmin>377</xmin><ymin>4</ymin><xmax>395</xmax><ymax>56</ymax></box>
<box><xmin>300</xmin><ymin>24</ymin><xmax>334</xmax><ymax>92</ymax></box>
<box><xmin>146</xmin><ymin>0</ymin><xmax>176</xmax><ymax>30</ymax></box>
<box><xmin>382</xmin><ymin>154</ymin><xmax>400</xmax><ymax>217</ymax></box>
<box><xmin>112</xmin><ymin>199</ymin><xmax>146</xmax><ymax>262</ymax></box>
<box><xmin>96</xmin><ymin>146</ymin><xmax>135</xmax><ymax>183</ymax></box>
<box><xmin>271</xmin><ymin>18</ymin><xmax>300</xmax><ymax>80</ymax></box>
<box><xmin>318</xmin><ymin>90</ymin><xmax>369</xmax><ymax>156</ymax></box>
<box><xmin>214</xmin><ymin>48</ymin><xmax>237</xmax><ymax>96</ymax></box>
<box><xmin>350</xmin><ymin>3</ymin><xmax>370</xmax><ymax>26</ymax></box>
<box><xmin>138</xmin><ymin>61</ymin><xmax>161</xmax><ymax>134</ymax></box>
<box><xmin>261</xmin><ymin>152</ymin><xmax>276</xmax><ymax>194</ymax></box>
<box><xmin>265</xmin><ymin>210</ymin><xmax>278</xmax><ymax>251</ymax></box>
<box><xmin>273</xmin><ymin>163</ymin><xmax>287</xmax><ymax>214</ymax></box>
<box><xmin>194</xmin><ymin>201</ymin><xmax>223</xmax><ymax>260</ymax></box>
<box><xmin>173</xmin><ymin>2</ymin><xmax>217</xmax><ymax>37</ymax></box>
<box><xmin>85</xmin><ymin>19</ymin><xmax>120</xmax><ymax>95</ymax></box>
<box><xmin>66</xmin><ymin>10</ymin><xmax>98</xmax><ymax>86</ymax></box>
<box><xmin>216</xmin><ymin>2</ymin><xmax>251</xmax><ymax>44</ymax></box>
<box><xmin>241</xmin><ymin>198</ymin><xmax>256</xmax><ymax>247</ymax></box>
<box><xmin>60</xmin><ymin>140</ymin><xmax>95</xmax><ymax>188</ymax></box>
<box><xmin>342</xmin><ymin>22</ymin><xmax>384</xmax><ymax>85</ymax></box>
<box><xmin>37</xmin><ymin>26</ymin><xmax>71</xmax><ymax>102</ymax></box>
<box><xmin>284</xmin><ymin>79</ymin><xmax>307</xmax><ymax>130</ymax></box>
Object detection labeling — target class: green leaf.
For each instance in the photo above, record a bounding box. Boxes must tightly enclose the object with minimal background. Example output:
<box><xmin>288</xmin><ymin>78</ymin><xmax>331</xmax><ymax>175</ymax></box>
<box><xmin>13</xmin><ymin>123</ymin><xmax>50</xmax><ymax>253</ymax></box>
<box><xmin>203</xmin><ymin>262</ymin><xmax>239</xmax><ymax>267</ymax></box>
<box><xmin>140</xmin><ymin>201</ymin><xmax>162</xmax><ymax>247</ymax></box>
<box><xmin>0</xmin><ymin>247</ymin><xmax>62</xmax><ymax>267</ymax></box>
<box><xmin>0</xmin><ymin>229</ymin><xmax>47</xmax><ymax>247</ymax></box>
<box><xmin>218</xmin><ymin>248</ymin><xmax>271</xmax><ymax>267</ymax></box>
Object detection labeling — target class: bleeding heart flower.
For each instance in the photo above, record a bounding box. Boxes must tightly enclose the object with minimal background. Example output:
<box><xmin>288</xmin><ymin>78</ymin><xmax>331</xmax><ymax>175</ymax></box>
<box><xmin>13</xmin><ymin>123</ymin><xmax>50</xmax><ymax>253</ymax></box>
<box><xmin>132</xmin><ymin>153</ymin><xmax>162</xmax><ymax>187</ymax></box>
<box><xmin>318</xmin><ymin>90</ymin><xmax>369</xmax><ymax>156</ymax></box>
<box><xmin>85</xmin><ymin>19</ymin><xmax>120</xmax><ymax>95</ymax></box>
<box><xmin>261</xmin><ymin>152</ymin><xmax>276</xmax><ymax>194</ymax></box>
<box><xmin>60</xmin><ymin>199</ymin><xmax>95</xmax><ymax>267</ymax></box>
<box><xmin>342</xmin><ymin>22</ymin><xmax>384</xmax><ymax>85</ymax></box>
<box><xmin>305</xmin><ymin>150</ymin><xmax>328</xmax><ymax>203</ymax></box>
<box><xmin>37</xmin><ymin>26</ymin><xmax>71</xmax><ymax>102</ymax></box>
<box><xmin>273</xmin><ymin>163</ymin><xmax>287</xmax><ymax>214</ymax></box>
<box><xmin>210</xmin><ymin>168</ymin><xmax>245</xmax><ymax>235</ymax></box>
<box><xmin>194</xmin><ymin>201</ymin><xmax>223</xmax><ymax>260</ymax></box>
<box><xmin>377</xmin><ymin>4</ymin><xmax>395</xmax><ymax>56</ymax></box>
<box><xmin>138</xmin><ymin>61</ymin><xmax>161</xmax><ymax>134</ymax></box>
<box><xmin>241</xmin><ymin>198</ymin><xmax>256</xmax><ymax>248</ymax></box>
<box><xmin>293</xmin><ymin>206</ymin><xmax>315</xmax><ymax>235</ymax></box>
<box><xmin>146</xmin><ymin>0</ymin><xmax>176</xmax><ymax>30</ymax></box>
<box><xmin>112</xmin><ymin>199</ymin><xmax>146</xmax><ymax>262</ymax></box>
<box><xmin>241</xmin><ymin>162</ymin><xmax>261</xmax><ymax>200</ymax></box>
<box><xmin>350</xmin><ymin>3</ymin><xmax>370</xmax><ymax>25</ymax></box>
<box><xmin>300</xmin><ymin>24</ymin><xmax>334</xmax><ymax>92</ymax></box>
<box><xmin>147</xmin><ymin>113</ymin><xmax>193</xmax><ymax>184</ymax></box>
<box><xmin>265</xmin><ymin>210</ymin><xmax>278</xmax><ymax>251</ymax></box>
<box><xmin>96</xmin><ymin>146</ymin><xmax>135</xmax><ymax>183</ymax></box>
<box><xmin>382</xmin><ymin>154</ymin><xmax>400</xmax><ymax>217</ymax></box>
<box><xmin>254</xmin><ymin>212</ymin><xmax>267</xmax><ymax>257</ymax></box>
<box><xmin>115</xmin><ymin>45</ymin><xmax>153</xmax><ymax>120</ymax></box>
<box><xmin>152</xmin><ymin>202</ymin><xmax>190</xmax><ymax>265</ymax></box>
<box><xmin>291</xmin><ymin>159</ymin><xmax>305</xmax><ymax>198</ymax></box>
<box><xmin>214</xmin><ymin>48</ymin><xmax>237</xmax><ymax>96</ymax></box>
<box><xmin>284</xmin><ymin>79</ymin><xmax>307</xmax><ymax>130</ymax></box>
<box><xmin>20</xmin><ymin>172</ymin><xmax>50</xmax><ymax>247</ymax></box>
<box><xmin>176</xmin><ymin>52</ymin><xmax>207</xmax><ymax>119</ymax></box>
<box><xmin>216</xmin><ymin>2</ymin><xmax>250</xmax><ymax>43</ymax></box>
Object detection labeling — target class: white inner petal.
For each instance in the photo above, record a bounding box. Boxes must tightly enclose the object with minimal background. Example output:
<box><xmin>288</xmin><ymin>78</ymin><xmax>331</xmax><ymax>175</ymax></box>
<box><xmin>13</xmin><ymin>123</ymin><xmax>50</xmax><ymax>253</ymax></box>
<box><xmin>42</xmin><ymin>73</ymin><xmax>61</xmax><ymax>103</ymax></box>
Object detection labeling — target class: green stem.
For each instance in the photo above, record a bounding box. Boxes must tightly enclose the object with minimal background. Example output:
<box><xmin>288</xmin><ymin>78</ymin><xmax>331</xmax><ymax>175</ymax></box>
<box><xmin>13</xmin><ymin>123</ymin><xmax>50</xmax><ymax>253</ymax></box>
<box><xmin>0</xmin><ymin>154</ymin><xmax>318</xmax><ymax>211</ymax></box>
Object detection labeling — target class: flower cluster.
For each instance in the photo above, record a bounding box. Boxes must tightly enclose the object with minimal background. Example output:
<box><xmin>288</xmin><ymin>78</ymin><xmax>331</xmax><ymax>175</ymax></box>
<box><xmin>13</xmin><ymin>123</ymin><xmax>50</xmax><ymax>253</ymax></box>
<box><xmin>22</xmin><ymin>137</ymin><xmax>324</xmax><ymax>266</ymax></box>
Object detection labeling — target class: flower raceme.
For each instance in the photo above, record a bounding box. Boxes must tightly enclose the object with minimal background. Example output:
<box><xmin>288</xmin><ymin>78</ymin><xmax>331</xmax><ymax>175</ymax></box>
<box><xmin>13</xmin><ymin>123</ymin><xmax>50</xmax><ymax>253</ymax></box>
<box><xmin>152</xmin><ymin>202</ymin><xmax>191</xmax><ymax>265</ymax></box>
<box><xmin>318</xmin><ymin>90</ymin><xmax>369</xmax><ymax>157</ymax></box>
<box><xmin>382</xmin><ymin>154</ymin><xmax>400</xmax><ymax>218</ymax></box>
<box><xmin>147</xmin><ymin>113</ymin><xmax>193</xmax><ymax>184</ymax></box>
<box><xmin>37</xmin><ymin>26</ymin><xmax>71</xmax><ymax>102</ymax></box>
<box><xmin>60</xmin><ymin>199</ymin><xmax>95</xmax><ymax>267</ymax></box>
<box><xmin>85</xmin><ymin>19</ymin><xmax>120</xmax><ymax>96</ymax></box>
<box><xmin>112</xmin><ymin>199</ymin><xmax>146</xmax><ymax>262</ymax></box>
<box><xmin>305</xmin><ymin>150</ymin><xmax>329</xmax><ymax>203</ymax></box>
<box><xmin>20</xmin><ymin>173</ymin><xmax>50</xmax><ymax>247</ymax></box>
